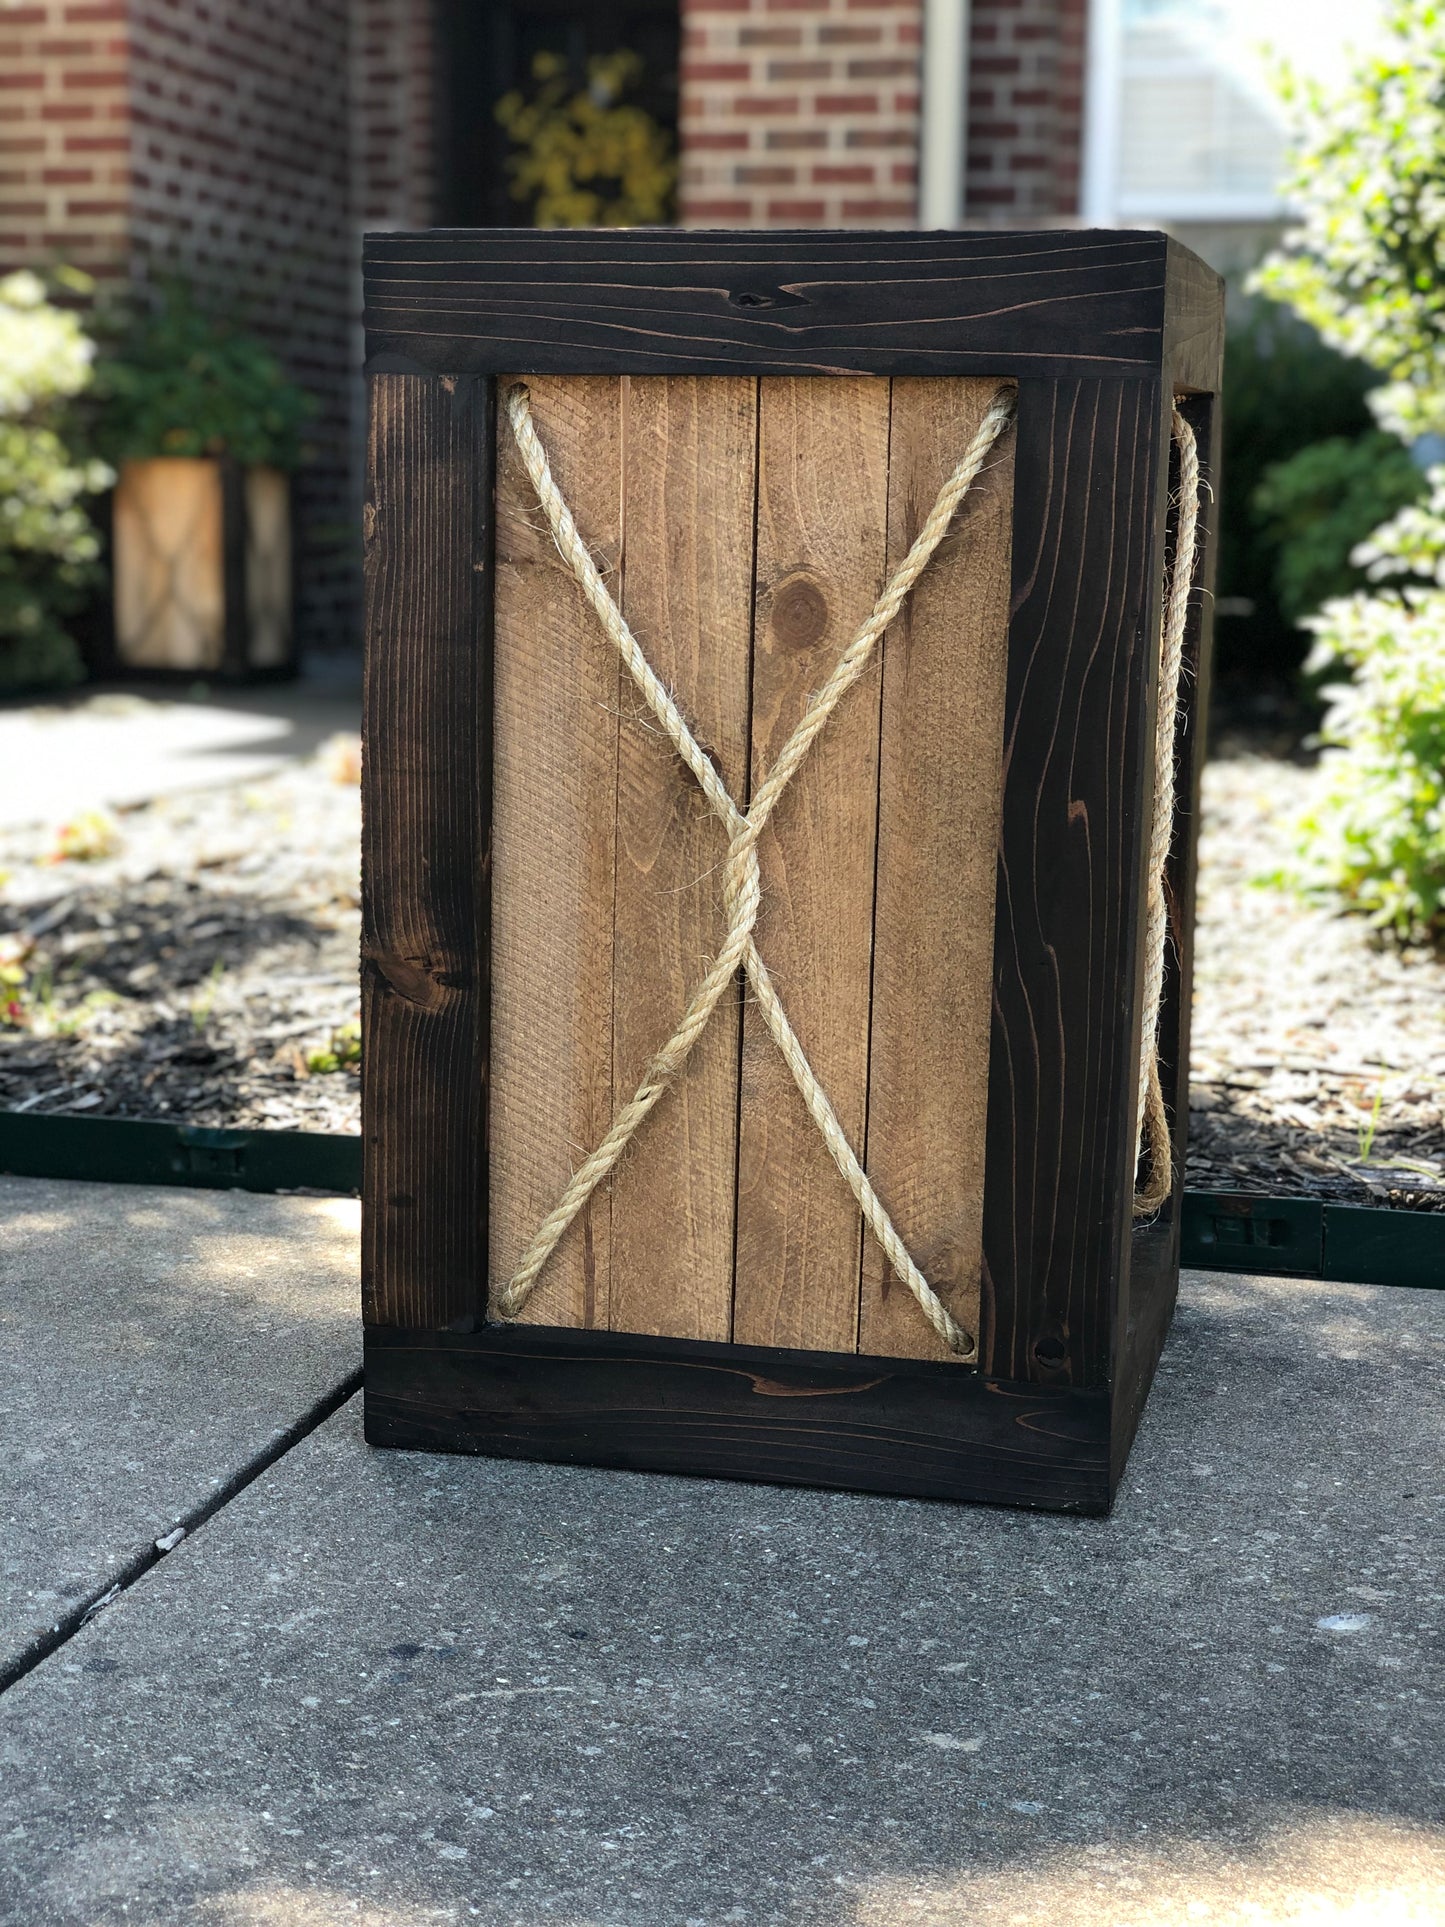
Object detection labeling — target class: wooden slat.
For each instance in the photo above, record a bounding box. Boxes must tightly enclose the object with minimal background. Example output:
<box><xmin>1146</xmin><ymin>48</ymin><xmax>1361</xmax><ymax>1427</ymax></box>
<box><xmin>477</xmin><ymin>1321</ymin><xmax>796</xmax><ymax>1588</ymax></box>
<box><xmin>363</xmin><ymin>229</ymin><xmax>1174</xmax><ymax>382</ymax></box>
<box><xmin>362</xmin><ymin>373</ymin><xmax>492</xmax><ymax>1331</ymax></box>
<box><xmin>364</xmin><ymin>1324</ymin><xmax>1113</xmax><ymax>1514</ymax></box>
<box><xmin>858</xmin><ymin>377</ymin><xmax>1015</xmax><ymax>1362</ymax></box>
<box><xmin>980</xmin><ymin>377</ymin><xmax>1163</xmax><ymax>1388</ymax></box>
<box><xmin>1112</xmin><ymin>388</ymin><xmax>1221</xmax><ymax>1482</ymax></box>
<box><xmin>608</xmin><ymin>376</ymin><xmax>758</xmax><ymax>1342</ymax></box>
<box><xmin>731</xmin><ymin>375</ymin><xmax>892</xmax><ymax>1353</ymax></box>
<box><xmin>488</xmin><ymin>375</ymin><xmax>623</xmax><ymax>1330</ymax></box>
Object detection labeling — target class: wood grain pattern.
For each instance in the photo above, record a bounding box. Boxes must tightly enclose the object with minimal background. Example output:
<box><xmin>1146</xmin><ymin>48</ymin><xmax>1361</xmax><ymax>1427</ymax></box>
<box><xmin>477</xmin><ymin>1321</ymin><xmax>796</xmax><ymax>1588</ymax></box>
<box><xmin>608</xmin><ymin>376</ymin><xmax>758</xmax><ymax>1342</ymax></box>
<box><xmin>364</xmin><ymin>229</ymin><xmax>1172</xmax><ymax>381</ymax></box>
<box><xmin>364</xmin><ymin>1324</ymin><xmax>1112</xmax><ymax>1513</ymax></box>
<box><xmin>362</xmin><ymin>373</ymin><xmax>491</xmax><ymax>1331</ymax></box>
<box><xmin>980</xmin><ymin>377</ymin><xmax>1163</xmax><ymax>1390</ymax></box>
<box><xmin>360</xmin><ymin>230</ymin><xmax>1227</xmax><ymax>1511</ymax></box>
<box><xmin>1112</xmin><ymin>389</ymin><xmax>1221</xmax><ymax>1482</ymax></box>
<box><xmin>488</xmin><ymin>375</ymin><xmax>623</xmax><ymax>1330</ymax></box>
<box><xmin>731</xmin><ymin>376</ymin><xmax>890</xmax><ymax>1354</ymax></box>
<box><xmin>858</xmin><ymin>378</ymin><xmax>1014</xmax><ymax>1363</ymax></box>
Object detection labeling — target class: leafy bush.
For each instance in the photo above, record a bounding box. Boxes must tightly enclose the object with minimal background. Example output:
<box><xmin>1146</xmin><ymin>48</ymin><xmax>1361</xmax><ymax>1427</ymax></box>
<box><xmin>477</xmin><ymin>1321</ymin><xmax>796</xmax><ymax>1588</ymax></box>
<box><xmin>1254</xmin><ymin>1</ymin><xmax>1445</xmax><ymax>443</ymax></box>
<box><xmin>1253</xmin><ymin>431</ymin><xmax>1426</xmax><ymax>623</ymax></box>
<box><xmin>91</xmin><ymin>282</ymin><xmax>312</xmax><ymax>468</ymax></box>
<box><xmin>1255</xmin><ymin>3</ymin><xmax>1445</xmax><ymax>941</ymax></box>
<box><xmin>0</xmin><ymin>270</ymin><xmax>112</xmax><ymax>691</ymax></box>
<box><xmin>1353</xmin><ymin>464</ymin><xmax>1445</xmax><ymax>585</ymax></box>
<box><xmin>496</xmin><ymin>50</ymin><xmax>677</xmax><ymax>227</ymax></box>
<box><xmin>1296</xmin><ymin>588</ymin><xmax>1445</xmax><ymax>942</ymax></box>
<box><xmin>1214</xmin><ymin>302</ymin><xmax>1378</xmax><ymax>682</ymax></box>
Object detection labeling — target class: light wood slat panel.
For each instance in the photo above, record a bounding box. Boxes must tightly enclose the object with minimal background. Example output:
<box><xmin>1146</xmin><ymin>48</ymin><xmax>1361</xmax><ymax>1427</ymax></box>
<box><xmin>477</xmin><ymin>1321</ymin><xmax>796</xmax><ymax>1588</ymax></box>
<box><xmin>858</xmin><ymin>377</ymin><xmax>1015</xmax><ymax>1361</ymax></box>
<box><xmin>731</xmin><ymin>376</ymin><xmax>892</xmax><ymax>1353</ymax></box>
<box><xmin>609</xmin><ymin>376</ymin><xmax>759</xmax><ymax>1341</ymax></box>
<box><xmin>489</xmin><ymin>376</ymin><xmax>623</xmax><ymax>1329</ymax></box>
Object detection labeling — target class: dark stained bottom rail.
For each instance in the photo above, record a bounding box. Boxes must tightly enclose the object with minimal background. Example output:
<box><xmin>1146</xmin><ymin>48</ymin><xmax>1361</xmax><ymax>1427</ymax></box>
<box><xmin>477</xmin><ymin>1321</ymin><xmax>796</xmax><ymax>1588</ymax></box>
<box><xmin>363</xmin><ymin>1324</ymin><xmax>1113</xmax><ymax>1513</ymax></box>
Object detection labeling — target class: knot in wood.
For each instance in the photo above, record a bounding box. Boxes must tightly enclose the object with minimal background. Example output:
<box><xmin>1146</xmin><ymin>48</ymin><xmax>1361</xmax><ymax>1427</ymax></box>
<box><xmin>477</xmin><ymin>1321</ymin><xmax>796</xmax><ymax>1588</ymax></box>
<box><xmin>771</xmin><ymin>574</ymin><xmax>831</xmax><ymax>651</ymax></box>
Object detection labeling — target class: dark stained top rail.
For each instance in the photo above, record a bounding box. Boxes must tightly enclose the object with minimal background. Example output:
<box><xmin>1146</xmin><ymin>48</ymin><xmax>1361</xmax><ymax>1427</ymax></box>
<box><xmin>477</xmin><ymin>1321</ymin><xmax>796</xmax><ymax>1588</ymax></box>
<box><xmin>363</xmin><ymin>228</ymin><xmax>1181</xmax><ymax>380</ymax></box>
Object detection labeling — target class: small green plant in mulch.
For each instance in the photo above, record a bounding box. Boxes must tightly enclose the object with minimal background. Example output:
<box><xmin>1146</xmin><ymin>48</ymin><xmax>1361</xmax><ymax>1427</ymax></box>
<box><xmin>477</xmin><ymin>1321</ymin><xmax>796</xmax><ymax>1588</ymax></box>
<box><xmin>1356</xmin><ymin>1081</ymin><xmax>1386</xmax><ymax>1163</ymax></box>
<box><xmin>306</xmin><ymin>1018</ymin><xmax>361</xmax><ymax>1076</ymax></box>
<box><xmin>496</xmin><ymin>50</ymin><xmax>676</xmax><ymax>228</ymax></box>
<box><xmin>0</xmin><ymin>935</ymin><xmax>115</xmax><ymax>1036</ymax></box>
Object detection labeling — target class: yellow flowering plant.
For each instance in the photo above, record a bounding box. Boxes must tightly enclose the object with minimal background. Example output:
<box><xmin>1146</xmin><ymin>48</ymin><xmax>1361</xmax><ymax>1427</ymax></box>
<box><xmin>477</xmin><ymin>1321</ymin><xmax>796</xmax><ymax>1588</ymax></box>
<box><xmin>495</xmin><ymin>51</ymin><xmax>676</xmax><ymax>228</ymax></box>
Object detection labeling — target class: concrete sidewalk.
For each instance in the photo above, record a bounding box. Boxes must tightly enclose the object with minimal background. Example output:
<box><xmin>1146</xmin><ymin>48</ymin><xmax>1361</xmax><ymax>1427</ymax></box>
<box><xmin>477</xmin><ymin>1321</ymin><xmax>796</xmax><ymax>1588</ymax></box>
<box><xmin>0</xmin><ymin>672</ymin><xmax>360</xmax><ymax>830</ymax></box>
<box><xmin>0</xmin><ymin>1177</ymin><xmax>1441</xmax><ymax>1925</ymax></box>
<box><xmin>0</xmin><ymin>1177</ymin><xmax>360</xmax><ymax>1678</ymax></box>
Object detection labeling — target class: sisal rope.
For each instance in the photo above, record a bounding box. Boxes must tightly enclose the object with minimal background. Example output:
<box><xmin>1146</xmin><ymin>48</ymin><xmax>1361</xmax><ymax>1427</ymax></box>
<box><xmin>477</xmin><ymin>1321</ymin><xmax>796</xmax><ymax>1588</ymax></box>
<box><xmin>495</xmin><ymin>380</ymin><xmax>1017</xmax><ymax>1357</ymax></box>
<box><xmin>1133</xmin><ymin>405</ymin><xmax>1201</xmax><ymax>1219</ymax></box>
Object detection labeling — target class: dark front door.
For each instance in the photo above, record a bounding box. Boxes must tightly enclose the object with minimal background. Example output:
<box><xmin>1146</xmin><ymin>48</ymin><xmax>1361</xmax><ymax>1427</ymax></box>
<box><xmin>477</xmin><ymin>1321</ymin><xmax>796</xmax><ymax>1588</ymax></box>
<box><xmin>433</xmin><ymin>0</ymin><xmax>681</xmax><ymax>227</ymax></box>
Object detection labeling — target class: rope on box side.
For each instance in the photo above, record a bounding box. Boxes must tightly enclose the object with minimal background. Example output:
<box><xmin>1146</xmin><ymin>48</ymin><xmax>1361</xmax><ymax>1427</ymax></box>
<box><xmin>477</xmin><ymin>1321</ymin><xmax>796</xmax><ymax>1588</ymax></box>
<box><xmin>1134</xmin><ymin>405</ymin><xmax>1201</xmax><ymax>1219</ymax></box>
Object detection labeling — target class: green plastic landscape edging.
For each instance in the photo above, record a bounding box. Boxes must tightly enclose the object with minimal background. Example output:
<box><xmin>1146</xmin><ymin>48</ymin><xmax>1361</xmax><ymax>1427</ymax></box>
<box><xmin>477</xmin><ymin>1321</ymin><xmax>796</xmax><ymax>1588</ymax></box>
<box><xmin>0</xmin><ymin>1110</ymin><xmax>360</xmax><ymax>1195</ymax></box>
<box><xmin>1</xmin><ymin>1113</ymin><xmax>1442</xmax><ymax>1290</ymax></box>
<box><xmin>1181</xmin><ymin>1189</ymin><xmax>1445</xmax><ymax>1293</ymax></box>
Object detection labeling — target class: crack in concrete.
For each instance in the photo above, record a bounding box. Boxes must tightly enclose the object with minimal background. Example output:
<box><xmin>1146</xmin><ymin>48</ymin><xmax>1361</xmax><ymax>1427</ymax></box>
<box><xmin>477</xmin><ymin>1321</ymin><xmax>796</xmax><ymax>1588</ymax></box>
<box><xmin>0</xmin><ymin>1367</ymin><xmax>363</xmax><ymax>1700</ymax></box>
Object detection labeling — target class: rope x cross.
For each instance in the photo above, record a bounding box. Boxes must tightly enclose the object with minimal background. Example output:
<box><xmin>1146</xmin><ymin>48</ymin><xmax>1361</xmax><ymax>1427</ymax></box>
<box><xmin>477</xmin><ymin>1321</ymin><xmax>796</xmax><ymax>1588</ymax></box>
<box><xmin>494</xmin><ymin>381</ymin><xmax>1018</xmax><ymax>1358</ymax></box>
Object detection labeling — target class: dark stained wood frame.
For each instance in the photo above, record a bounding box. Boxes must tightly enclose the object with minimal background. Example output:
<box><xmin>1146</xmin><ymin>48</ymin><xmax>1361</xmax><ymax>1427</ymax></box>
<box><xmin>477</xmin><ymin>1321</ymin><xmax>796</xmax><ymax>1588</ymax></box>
<box><xmin>360</xmin><ymin>229</ymin><xmax>1223</xmax><ymax>1513</ymax></box>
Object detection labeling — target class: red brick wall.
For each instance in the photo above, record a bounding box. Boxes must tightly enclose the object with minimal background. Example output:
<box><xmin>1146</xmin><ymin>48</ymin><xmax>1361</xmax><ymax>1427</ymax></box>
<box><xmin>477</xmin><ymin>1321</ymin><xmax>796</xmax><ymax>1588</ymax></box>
<box><xmin>0</xmin><ymin>0</ymin><xmax>439</xmax><ymax>654</ymax></box>
<box><xmin>0</xmin><ymin>1</ymin><xmax>132</xmax><ymax>283</ymax></box>
<box><xmin>350</xmin><ymin>0</ymin><xmax>435</xmax><ymax>233</ymax></box>
<box><xmin>966</xmin><ymin>0</ymin><xmax>1086</xmax><ymax>221</ymax></box>
<box><xmin>121</xmin><ymin>1</ymin><xmax>354</xmax><ymax>649</ymax></box>
<box><xmin>678</xmin><ymin>0</ymin><xmax>923</xmax><ymax>227</ymax></box>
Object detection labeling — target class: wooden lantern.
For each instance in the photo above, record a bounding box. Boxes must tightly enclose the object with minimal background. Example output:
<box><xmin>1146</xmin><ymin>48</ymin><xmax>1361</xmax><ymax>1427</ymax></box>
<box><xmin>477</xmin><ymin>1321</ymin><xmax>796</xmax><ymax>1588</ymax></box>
<box><xmin>359</xmin><ymin>230</ymin><xmax>1223</xmax><ymax>1513</ymax></box>
<box><xmin>111</xmin><ymin>456</ymin><xmax>294</xmax><ymax>676</ymax></box>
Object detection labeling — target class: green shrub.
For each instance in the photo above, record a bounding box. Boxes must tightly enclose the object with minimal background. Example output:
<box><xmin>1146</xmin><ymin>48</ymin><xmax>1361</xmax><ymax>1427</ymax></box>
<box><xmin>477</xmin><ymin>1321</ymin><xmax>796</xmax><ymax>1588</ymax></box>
<box><xmin>1295</xmin><ymin>588</ymin><xmax>1445</xmax><ymax>942</ymax></box>
<box><xmin>496</xmin><ymin>50</ymin><xmax>676</xmax><ymax>227</ymax></box>
<box><xmin>0</xmin><ymin>270</ymin><xmax>112</xmax><ymax>691</ymax></box>
<box><xmin>1253</xmin><ymin>431</ymin><xmax>1426</xmax><ymax>623</ymax></box>
<box><xmin>91</xmin><ymin>282</ymin><xmax>312</xmax><ymax>468</ymax></box>
<box><xmin>1353</xmin><ymin>463</ymin><xmax>1445</xmax><ymax>586</ymax></box>
<box><xmin>1214</xmin><ymin>302</ymin><xmax>1378</xmax><ymax>682</ymax></box>
<box><xmin>1254</xmin><ymin>1</ymin><xmax>1445</xmax><ymax>444</ymax></box>
<box><xmin>1253</xmin><ymin>2</ymin><xmax>1445</xmax><ymax>942</ymax></box>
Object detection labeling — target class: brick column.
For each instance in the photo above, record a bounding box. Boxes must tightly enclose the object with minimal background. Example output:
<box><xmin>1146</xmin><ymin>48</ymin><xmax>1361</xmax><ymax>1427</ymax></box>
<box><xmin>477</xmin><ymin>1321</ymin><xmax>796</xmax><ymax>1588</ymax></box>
<box><xmin>122</xmin><ymin>0</ymin><xmax>354</xmax><ymax>650</ymax></box>
<box><xmin>679</xmin><ymin>0</ymin><xmax>923</xmax><ymax>228</ymax></box>
<box><xmin>966</xmin><ymin>0</ymin><xmax>1087</xmax><ymax>221</ymax></box>
<box><xmin>350</xmin><ymin>0</ymin><xmax>435</xmax><ymax>232</ymax></box>
<box><xmin>0</xmin><ymin>0</ymin><xmax>132</xmax><ymax>284</ymax></box>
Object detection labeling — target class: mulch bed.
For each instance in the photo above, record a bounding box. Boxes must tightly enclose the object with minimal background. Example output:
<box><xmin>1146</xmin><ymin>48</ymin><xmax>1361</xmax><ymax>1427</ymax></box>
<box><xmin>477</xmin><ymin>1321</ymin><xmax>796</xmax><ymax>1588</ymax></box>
<box><xmin>0</xmin><ymin>748</ymin><xmax>362</xmax><ymax>1134</ymax></box>
<box><xmin>2</xmin><ymin>727</ymin><xmax>1442</xmax><ymax>1211</ymax></box>
<box><xmin>1186</xmin><ymin>736</ymin><xmax>1445</xmax><ymax>1211</ymax></box>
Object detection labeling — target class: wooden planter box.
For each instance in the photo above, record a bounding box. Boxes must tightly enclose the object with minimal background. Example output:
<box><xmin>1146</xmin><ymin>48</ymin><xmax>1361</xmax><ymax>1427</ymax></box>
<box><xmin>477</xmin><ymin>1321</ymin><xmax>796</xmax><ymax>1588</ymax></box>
<box><xmin>111</xmin><ymin>456</ymin><xmax>295</xmax><ymax>677</ymax></box>
<box><xmin>359</xmin><ymin>229</ymin><xmax>1223</xmax><ymax>1513</ymax></box>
